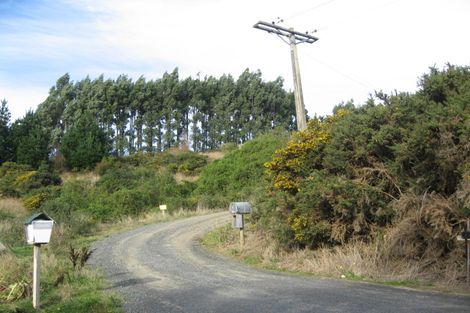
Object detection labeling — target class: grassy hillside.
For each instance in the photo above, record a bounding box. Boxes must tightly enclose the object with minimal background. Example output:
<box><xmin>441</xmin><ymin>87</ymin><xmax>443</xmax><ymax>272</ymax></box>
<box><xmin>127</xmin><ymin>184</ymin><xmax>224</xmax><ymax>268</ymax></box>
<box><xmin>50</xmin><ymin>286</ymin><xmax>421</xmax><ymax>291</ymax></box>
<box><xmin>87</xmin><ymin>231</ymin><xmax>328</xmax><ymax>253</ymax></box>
<box><xmin>0</xmin><ymin>133</ymin><xmax>293</xmax><ymax>311</ymax></box>
<box><xmin>0</xmin><ymin>150</ymin><xmax>211</xmax><ymax>312</ymax></box>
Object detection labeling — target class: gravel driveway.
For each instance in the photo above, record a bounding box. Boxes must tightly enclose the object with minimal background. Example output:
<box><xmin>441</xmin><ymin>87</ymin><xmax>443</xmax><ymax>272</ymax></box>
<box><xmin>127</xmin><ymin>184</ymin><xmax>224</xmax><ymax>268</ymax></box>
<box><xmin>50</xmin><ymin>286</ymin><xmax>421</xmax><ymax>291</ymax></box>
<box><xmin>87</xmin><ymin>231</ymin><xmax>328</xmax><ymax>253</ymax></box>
<box><xmin>89</xmin><ymin>212</ymin><xmax>470</xmax><ymax>313</ymax></box>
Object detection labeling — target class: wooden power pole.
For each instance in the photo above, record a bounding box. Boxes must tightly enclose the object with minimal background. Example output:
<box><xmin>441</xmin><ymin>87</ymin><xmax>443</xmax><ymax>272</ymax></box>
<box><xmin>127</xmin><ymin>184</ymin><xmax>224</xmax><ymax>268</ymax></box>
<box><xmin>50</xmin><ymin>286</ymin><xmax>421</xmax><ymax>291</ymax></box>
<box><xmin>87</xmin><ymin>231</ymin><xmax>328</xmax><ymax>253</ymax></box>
<box><xmin>254</xmin><ymin>21</ymin><xmax>318</xmax><ymax>131</ymax></box>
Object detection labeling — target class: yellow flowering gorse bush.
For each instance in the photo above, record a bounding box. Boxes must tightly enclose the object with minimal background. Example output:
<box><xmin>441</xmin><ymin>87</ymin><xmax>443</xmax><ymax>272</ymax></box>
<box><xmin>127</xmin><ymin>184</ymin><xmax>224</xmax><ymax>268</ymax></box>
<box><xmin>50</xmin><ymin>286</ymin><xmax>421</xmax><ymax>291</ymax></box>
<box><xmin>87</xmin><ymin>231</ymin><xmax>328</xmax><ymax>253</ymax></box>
<box><xmin>265</xmin><ymin>109</ymin><xmax>348</xmax><ymax>193</ymax></box>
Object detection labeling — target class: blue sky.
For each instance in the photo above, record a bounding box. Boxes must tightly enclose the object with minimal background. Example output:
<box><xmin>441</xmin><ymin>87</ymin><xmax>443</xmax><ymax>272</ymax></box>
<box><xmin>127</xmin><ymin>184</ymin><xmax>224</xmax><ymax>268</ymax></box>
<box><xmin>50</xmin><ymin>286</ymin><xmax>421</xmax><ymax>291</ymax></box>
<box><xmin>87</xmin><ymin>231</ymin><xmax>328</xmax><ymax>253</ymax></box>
<box><xmin>1</xmin><ymin>0</ymin><xmax>470</xmax><ymax>120</ymax></box>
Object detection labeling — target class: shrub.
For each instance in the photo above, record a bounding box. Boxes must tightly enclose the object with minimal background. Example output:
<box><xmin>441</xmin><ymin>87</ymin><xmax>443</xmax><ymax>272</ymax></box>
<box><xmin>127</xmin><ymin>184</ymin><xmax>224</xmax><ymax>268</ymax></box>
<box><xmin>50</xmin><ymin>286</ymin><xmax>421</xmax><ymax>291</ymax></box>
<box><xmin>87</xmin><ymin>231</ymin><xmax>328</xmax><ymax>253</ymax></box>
<box><xmin>0</xmin><ymin>162</ymin><xmax>33</xmax><ymax>197</ymax></box>
<box><xmin>260</xmin><ymin>65</ymin><xmax>470</xmax><ymax>253</ymax></box>
<box><xmin>194</xmin><ymin>130</ymin><xmax>289</xmax><ymax>208</ymax></box>
<box><xmin>22</xmin><ymin>186</ymin><xmax>61</xmax><ymax>211</ymax></box>
<box><xmin>41</xmin><ymin>180</ymin><xmax>92</xmax><ymax>222</ymax></box>
<box><xmin>0</xmin><ymin>162</ymin><xmax>61</xmax><ymax>198</ymax></box>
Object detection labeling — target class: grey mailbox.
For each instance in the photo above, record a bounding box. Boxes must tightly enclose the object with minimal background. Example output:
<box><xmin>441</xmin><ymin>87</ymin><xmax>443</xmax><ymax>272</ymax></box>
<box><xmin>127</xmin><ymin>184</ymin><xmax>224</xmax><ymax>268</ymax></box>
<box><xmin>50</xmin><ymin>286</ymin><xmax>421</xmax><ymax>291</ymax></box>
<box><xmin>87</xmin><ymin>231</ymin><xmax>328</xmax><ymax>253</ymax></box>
<box><xmin>229</xmin><ymin>202</ymin><xmax>251</xmax><ymax>251</ymax></box>
<box><xmin>229</xmin><ymin>202</ymin><xmax>251</xmax><ymax>215</ymax></box>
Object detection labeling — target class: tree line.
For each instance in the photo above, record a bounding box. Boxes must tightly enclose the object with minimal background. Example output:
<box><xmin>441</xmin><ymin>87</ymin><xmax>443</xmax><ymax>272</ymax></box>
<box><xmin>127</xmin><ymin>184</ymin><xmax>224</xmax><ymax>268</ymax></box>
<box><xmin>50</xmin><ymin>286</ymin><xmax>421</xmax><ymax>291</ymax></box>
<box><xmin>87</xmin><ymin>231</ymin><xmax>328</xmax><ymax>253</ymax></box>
<box><xmin>0</xmin><ymin>68</ymin><xmax>297</xmax><ymax>169</ymax></box>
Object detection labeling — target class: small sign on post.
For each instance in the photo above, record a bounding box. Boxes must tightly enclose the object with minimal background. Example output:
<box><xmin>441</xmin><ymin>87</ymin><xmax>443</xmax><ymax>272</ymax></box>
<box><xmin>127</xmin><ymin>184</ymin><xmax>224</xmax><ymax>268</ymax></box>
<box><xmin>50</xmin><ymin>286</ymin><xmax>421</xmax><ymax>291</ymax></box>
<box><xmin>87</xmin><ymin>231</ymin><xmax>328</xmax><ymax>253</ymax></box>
<box><xmin>159</xmin><ymin>204</ymin><xmax>167</xmax><ymax>216</ymax></box>
<box><xmin>24</xmin><ymin>212</ymin><xmax>54</xmax><ymax>310</ymax></box>
<box><xmin>229</xmin><ymin>202</ymin><xmax>251</xmax><ymax>252</ymax></box>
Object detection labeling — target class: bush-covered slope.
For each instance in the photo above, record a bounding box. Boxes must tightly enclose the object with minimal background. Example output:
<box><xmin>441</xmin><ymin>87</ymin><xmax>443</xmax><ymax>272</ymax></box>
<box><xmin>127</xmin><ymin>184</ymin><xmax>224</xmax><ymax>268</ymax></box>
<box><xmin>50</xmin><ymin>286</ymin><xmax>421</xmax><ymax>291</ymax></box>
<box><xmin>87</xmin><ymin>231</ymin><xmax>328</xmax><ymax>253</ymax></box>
<box><xmin>257</xmin><ymin>65</ymin><xmax>470</xmax><ymax>284</ymax></box>
<box><xmin>194</xmin><ymin>130</ymin><xmax>289</xmax><ymax>208</ymax></box>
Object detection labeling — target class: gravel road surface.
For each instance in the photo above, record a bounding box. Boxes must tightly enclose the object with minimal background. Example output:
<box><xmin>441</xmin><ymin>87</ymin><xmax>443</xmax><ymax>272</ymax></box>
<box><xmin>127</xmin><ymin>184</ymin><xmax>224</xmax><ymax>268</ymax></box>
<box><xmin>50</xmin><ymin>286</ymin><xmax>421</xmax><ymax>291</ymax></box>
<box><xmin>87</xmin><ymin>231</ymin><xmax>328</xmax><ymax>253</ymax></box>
<box><xmin>89</xmin><ymin>212</ymin><xmax>470</xmax><ymax>313</ymax></box>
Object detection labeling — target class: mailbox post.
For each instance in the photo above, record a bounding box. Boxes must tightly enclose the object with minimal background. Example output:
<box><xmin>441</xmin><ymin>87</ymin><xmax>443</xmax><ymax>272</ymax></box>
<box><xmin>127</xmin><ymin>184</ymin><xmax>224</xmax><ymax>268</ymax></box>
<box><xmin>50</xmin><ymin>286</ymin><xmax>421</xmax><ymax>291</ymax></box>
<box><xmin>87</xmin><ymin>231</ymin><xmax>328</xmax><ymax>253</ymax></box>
<box><xmin>229</xmin><ymin>202</ymin><xmax>251</xmax><ymax>252</ymax></box>
<box><xmin>24</xmin><ymin>212</ymin><xmax>54</xmax><ymax>310</ymax></box>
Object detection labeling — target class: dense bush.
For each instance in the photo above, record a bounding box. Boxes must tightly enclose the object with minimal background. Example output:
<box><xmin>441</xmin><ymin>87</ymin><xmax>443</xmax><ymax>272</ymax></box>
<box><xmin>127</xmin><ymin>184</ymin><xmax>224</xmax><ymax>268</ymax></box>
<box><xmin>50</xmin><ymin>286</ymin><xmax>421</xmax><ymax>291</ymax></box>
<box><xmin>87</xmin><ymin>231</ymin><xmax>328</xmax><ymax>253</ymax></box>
<box><xmin>260</xmin><ymin>65</ymin><xmax>470</xmax><ymax>253</ymax></box>
<box><xmin>95</xmin><ymin>150</ymin><xmax>208</xmax><ymax>176</ymax></box>
<box><xmin>0</xmin><ymin>162</ymin><xmax>61</xmax><ymax>198</ymax></box>
<box><xmin>40</xmin><ymin>158</ymin><xmax>199</xmax><ymax>221</ymax></box>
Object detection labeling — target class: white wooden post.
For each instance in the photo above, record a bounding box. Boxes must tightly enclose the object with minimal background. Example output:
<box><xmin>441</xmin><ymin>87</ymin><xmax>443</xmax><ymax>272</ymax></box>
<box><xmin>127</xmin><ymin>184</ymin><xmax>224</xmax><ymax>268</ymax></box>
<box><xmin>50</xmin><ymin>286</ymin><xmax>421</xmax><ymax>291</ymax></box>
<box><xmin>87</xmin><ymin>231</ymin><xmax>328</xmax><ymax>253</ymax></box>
<box><xmin>33</xmin><ymin>244</ymin><xmax>41</xmax><ymax>309</ymax></box>
<box><xmin>239</xmin><ymin>215</ymin><xmax>245</xmax><ymax>252</ymax></box>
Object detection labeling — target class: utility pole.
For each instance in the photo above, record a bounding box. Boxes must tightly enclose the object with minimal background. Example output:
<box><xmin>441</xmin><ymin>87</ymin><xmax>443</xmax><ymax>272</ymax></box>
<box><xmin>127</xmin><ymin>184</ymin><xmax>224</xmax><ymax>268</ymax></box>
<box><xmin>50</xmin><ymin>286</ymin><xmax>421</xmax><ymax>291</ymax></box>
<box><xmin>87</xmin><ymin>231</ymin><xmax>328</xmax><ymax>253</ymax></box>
<box><xmin>254</xmin><ymin>21</ymin><xmax>318</xmax><ymax>131</ymax></box>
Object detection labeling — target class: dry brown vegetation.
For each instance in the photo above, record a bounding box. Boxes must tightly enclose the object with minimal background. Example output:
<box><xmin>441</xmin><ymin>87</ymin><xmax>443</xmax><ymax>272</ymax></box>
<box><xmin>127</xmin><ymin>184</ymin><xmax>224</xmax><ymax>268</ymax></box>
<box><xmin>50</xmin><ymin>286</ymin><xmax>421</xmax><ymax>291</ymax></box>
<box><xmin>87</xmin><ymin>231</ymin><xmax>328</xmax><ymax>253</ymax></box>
<box><xmin>0</xmin><ymin>198</ymin><xmax>26</xmax><ymax>217</ymax></box>
<box><xmin>60</xmin><ymin>171</ymin><xmax>100</xmax><ymax>185</ymax></box>
<box><xmin>206</xmin><ymin>214</ymin><xmax>469</xmax><ymax>293</ymax></box>
<box><xmin>174</xmin><ymin>172</ymin><xmax>199</xmax><ymax>183</ymax></box>
<box><xmin>201</xmin><ymin>151</ymin><xmax>225</xmax><ymax>161</ymax></box>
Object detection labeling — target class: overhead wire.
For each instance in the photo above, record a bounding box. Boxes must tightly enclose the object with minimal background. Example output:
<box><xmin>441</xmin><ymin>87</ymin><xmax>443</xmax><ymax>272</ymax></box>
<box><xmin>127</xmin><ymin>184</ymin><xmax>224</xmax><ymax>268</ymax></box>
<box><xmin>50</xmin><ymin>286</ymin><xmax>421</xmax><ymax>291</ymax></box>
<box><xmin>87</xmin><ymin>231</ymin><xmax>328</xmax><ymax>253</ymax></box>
<box><xmin>303</xmin><ymin>51</ymin><xmax>377</xmax><ymax>92</ymax></box>
<box><xmin>306</xmin><ymin>0</ymin><xmax>404</xmax><ymax>32</ymax></box>
<box><xmin>283</xmin><ymin>0</ymin><xmax>337</xmax><ymax>22</ymax></box>
<box><xmin>276</xmin><ymin>0</ymin><xmax>404</xmax><ymax>92</ymax></box>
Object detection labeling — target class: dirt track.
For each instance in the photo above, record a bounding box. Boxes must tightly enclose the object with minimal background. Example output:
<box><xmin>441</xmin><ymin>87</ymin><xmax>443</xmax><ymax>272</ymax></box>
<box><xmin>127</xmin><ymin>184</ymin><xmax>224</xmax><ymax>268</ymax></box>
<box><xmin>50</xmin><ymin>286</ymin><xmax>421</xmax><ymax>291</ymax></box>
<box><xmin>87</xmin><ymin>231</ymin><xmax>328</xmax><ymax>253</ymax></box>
<box><xmin>90</xmin><ymin>212</ymin><xmax>470</xmax><ymax>313</ymax></box>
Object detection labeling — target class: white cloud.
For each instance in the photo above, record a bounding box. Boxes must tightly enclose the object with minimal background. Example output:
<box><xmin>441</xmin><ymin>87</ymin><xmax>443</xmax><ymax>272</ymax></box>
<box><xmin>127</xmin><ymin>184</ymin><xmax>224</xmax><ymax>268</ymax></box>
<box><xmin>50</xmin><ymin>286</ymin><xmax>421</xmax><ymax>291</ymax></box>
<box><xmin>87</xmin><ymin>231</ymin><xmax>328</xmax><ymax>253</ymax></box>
<box><xmin>2</xmin><ymin>0</ymin><xmax>470</xmax><ymax>120</ymax></box>
<box><xmin>0</xmin><ymin>81</ymin><xmax>48</xmax><ymax>120</ymax></box>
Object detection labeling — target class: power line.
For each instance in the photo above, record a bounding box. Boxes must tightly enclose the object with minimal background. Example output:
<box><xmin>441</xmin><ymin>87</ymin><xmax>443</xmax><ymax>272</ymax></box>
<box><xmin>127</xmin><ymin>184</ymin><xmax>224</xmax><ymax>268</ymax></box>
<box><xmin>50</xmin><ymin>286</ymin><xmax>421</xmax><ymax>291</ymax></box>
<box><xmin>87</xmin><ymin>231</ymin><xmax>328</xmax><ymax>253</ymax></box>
<box><xmin>303</xmin><ymin>51</ymin><xmax>377</xmax><ymax>91</ymax></box>
<box><xmin>306</xmin><ymin>0</ymin><xmax>404</xmax><ymax>32</ymax></box>
<box><xmin>284</xmin><ymin>0</ymin><xmax>337</xmax><ymax>22</ymax></box>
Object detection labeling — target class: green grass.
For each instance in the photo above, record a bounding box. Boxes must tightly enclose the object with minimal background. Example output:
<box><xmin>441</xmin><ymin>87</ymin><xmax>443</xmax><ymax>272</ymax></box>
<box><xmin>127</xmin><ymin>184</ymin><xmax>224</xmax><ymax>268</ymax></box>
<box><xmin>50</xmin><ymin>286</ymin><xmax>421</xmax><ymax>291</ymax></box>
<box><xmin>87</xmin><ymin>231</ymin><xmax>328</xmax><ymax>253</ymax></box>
<box><xmin>243</xmin><ymin>255</ymin><xmax>262</xmax><ymax>265</ymax></box>
<box><xmin>342</xmin><ymin>271</ymin><xmax>364</xmax><ymax>281</ymax></box>
<box><xmin>10</xmin><ymin>246</ymin><xmax>32</xmax><ymax>258</ymax></box>
<box><xmin>380</xmin><ymin>280</ymin><xmax>422</xmax><ymax>288</ymax></box>
<box><xmin>201</xmin><ymin>224</ymin><xmax>235</xmax><ymax>249</ymax></box>
<box><xmin>1</xmin><ymin>242</ymin><xmax>122</xmax><ymax>313</ymax></box>
<box><xmin>0</xmin><ymin>272</ymin><xmax>122</xmax><ymax>313</ymax></box>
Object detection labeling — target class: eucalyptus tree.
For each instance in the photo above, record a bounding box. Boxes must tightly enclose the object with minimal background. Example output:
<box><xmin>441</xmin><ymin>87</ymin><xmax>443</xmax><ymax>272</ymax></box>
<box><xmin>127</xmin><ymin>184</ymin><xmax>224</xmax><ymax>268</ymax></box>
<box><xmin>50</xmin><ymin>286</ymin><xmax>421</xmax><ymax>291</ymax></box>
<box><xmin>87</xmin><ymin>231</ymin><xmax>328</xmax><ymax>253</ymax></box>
<box><xmin>144</xmin><ymin>78</ymin><xmax>164</xmax><ymax>152</ymax></box>
<box><xmin>24</xmin><ymin>68</ymin><xmax>297</xmax><ymax>158</ymax></box>
<box><xmin>112</xmin><ymin>75</ymin><xmax>133</xmax><ymax>156</ymax></box>
<box><xmin>62</xmin><ymin>76</ymin><xmax>92</xmax><ymax>128</ymax></box>
<box><xmin>101</xmin><ymin>78</ymin><xmax>118</xmax><ymax>153</ymax></box>
<box><xmin>90</xmin><ymin>75</ymin><xmax>109</xmax><ymax>128</ymax></box>
<box><xmin>36</xmin><ymin>73</ymin><xmax>75</xmax><ymax>157</ymax></box>
<box><xmin>209</xmin><ymin>74</ymin><xmax>236</xmax><ymax>147</ymax></box>
<box><xmin>161</xmin><ymin>69</ymin><xmax>180</xmax><ymax>149</ymax></box>
<box><xmin>176</xmin><ymin>77</ymin><xmax>193</xmax><ymax>147</ymax></box>
<box><xmin>0</xmin><ymin>99</ymin><xmax>12</xmax><ymax>163</ymax></box>
<box><xmin>130</xmin><ymin>76</ymin><xmax>147</xmax><ymax>152</ymax></box>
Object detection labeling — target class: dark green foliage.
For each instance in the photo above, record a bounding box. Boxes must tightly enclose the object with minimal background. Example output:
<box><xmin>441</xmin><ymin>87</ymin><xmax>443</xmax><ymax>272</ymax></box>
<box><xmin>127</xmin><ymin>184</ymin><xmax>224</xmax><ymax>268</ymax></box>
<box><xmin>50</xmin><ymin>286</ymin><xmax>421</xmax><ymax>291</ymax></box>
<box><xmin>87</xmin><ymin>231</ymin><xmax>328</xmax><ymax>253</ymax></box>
<box><xmin>41</xmin><ymin>180</ymin><xmax>92</xmax><ymax>222</ymax></box>
<box><xmin>30</xmin><ymin>68</ymin><xmax>294</xmax><ymax>161</ymax></box>
<box><xmin>10</xmin><ymin>111</ymin><xmax>50</xmax><ymax>168</ymax></box>
<box><xmin>40</xmin><ymin>152</ymin><xmax>201</xmax><ymax>222</ymax></box>
<box><xmin>88</xmin><ymin>187</ymin><xmax>153</xmax><ymax>219</ymax></box>
<box><xmin>291</xmin><ymin>171</ymin><xmax>391</xmax><ymax>248</ymax></box>
<box><xmin>95</xmin><ymin>150</ymin><xmax>208</xmax><ymax>176</ymax></box>
<box><xmin>61</xmin><ymin>112</ymin><xmax>109</xmax><ymax>170</ymax></box>
<box><xmin>195</xmin><ymin>130</ymin><xmax>289</xmax><ymax>208</ymax></box>
<box><xmin>259</xmin><ymin>64</ymin><xmax>470</xmax><ymax>250</ymax></box>
<box><xmin>0</xmin><ymin>161</ymin><xmax>61</xmax><ymax>198</ymax></box>
<box><xmin>0</xmin><ymin>98</ymin><xmax>13</xmax><ymax>163</ymax></box>
<box><xmin>4</xmin><ymin>69</ymin><xmax>296</xmax><ymax>169</ymax></box>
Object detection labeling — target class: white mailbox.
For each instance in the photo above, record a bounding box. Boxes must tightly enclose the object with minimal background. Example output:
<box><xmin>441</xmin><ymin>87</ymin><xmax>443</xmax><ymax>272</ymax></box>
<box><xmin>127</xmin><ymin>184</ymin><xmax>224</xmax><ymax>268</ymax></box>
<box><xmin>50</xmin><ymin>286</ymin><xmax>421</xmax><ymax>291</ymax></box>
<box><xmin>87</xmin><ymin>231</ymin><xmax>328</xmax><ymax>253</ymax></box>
<box><xmin>24</xmin><ymin>213</ymin><xmax>54</xmax><ymax>245</ymax></box>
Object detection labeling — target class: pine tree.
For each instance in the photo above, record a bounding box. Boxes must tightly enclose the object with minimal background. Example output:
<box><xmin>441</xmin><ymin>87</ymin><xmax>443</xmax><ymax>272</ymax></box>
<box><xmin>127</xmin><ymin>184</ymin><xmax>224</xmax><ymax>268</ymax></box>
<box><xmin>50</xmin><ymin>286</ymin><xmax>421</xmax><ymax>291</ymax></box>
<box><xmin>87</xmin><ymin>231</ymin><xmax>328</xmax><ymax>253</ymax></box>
<box><xmin>10</xmin><ymin>111</ymin><xmax>50</xmax><ymax>168</ymax></box>
<box><xmin>61</xmin><ymin>112</ymin><xmax>109</xmax><ymax>169</ymax></box>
